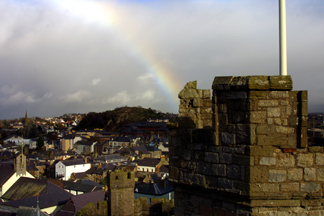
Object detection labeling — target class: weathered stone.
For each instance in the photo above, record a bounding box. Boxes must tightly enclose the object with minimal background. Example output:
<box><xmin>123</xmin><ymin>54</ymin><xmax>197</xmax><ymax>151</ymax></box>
<box><xmin>297</xmin><ymin>154</ymin><xmax>314</xmax><ymax>167</ymax></box>
<box><xmin>250</xmin><ymin>111</ymin><xmax>267</xmax><ymax>123</ymax></box>
<box><xmin>249</xmin><ymin>166</ymin><xmax>269</xmax><ymax>183</ymax></box>
<box><xmin>258</xmin><ymin>100</ymin><xmax>279</xmax><ymax>107</ymax></box>
<box><xmin>277</xmin><ymin>152</ymin><xmax>295</xmax><ymax>167</ymax></box>
<box><xmin>220</xmin><ymin>153</ymin><xmax>233</xmax><ymax>164</ymax></box>
<box><xmin>261</xmin><ymin>183</ymin><xmax>279</xmax><ymax>192</ymax></box>
<box><xmin>212</xmin><ymin>164</ymin><xmax>226</xmax><ymax>177</ymax></box>
<box><xmin>316</xmin><ymin>168</ymin><xmax>324</xmax><ymax>181</ymax></box>
<box><xmin>259</xmin><ymin>157</ymin><xmax>276</xmax><ymax>166</ymax></box>
<box><xmin>300</xmin><ymin>183</ymin><xmax>320</xmax><ymax>193</ymax></box>
<box><xmin>281</xmin><ymin>183</ymin><xmax>300</xmax><ymax>192</ymax></box>
<box><xmin>221</xmin><ymin>132</ymin><xmax>235</xmax><ymax>145</ymax></box>
<box><xmin>267</xmin><ymin>108</ymin><xmax>281</xmax><ymax>117</ymax></box>
<box><xmin>268</xmin><ymin>170</ymin><xmax>286</xmax><ymax>182</ymax></box>
<box><xmin>226</xmin><ymin>165</ymin><xmax>241</xmax><ymax>179</ymax></box>
<box><xmin>256</xmin><ymin>125</ymin><xmax>276</xmax><ymax>135</ymax></box>
<box><xmin>304</xmin><ymin>168</ymin><xmax>316</xmax><ymax>181</ymax></box>
<box><xmin>205</xmin><ymin>152</ymin><xmax>219</xmax><ymax>163</ymax></box>
<box><xmin>269</xmin><ymin>76</ymin><xmax>293</xmax><ymax>90</ymax></box>
<box><xmin>315</xmin><ymin>153</ymin><xmax>324</xmax><ymax>166</ymax></box>
<box><xmin>276</xmin><ymin>126</ymin><xmax>294</xmax><ymax>134</ymax></box>
<box><xmin>287</xmin><ymin>168</ymin><xmax>303</xmax><ymax>181</ymax></box>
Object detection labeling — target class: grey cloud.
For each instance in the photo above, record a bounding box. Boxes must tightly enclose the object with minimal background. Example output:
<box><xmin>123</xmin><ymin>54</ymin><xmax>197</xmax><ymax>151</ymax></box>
<box><xmin>0</xmin><ymin>0</ymin><xmax>324</xmax><ymax>119</ymax></box>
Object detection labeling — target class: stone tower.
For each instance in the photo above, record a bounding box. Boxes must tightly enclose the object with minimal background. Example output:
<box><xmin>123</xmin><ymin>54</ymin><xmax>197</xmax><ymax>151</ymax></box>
<box><xmin>170</xmin><ymin>76</ymin><xmax>324</xmax><ymax>215</ymax></box>
<box><xmin>15</xmin><ymin>152</ymin><xmax>27</xmax><ymax>176</ymax></box>
<box><xmin>107</xmin><ymin>169</ymin><xmax>135</xmax><ymax>216</ymax></box>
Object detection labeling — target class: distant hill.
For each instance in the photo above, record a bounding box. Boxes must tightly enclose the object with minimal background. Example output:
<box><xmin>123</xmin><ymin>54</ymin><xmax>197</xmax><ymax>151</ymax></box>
<box><xmin>75</xmin><ymin>106</ymin><xmax>176</xmax><ymax>132</ymax></box>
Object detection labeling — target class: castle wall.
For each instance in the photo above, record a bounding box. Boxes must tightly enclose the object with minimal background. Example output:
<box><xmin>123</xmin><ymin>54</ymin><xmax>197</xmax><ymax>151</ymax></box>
<box><xmin>170</xmin><ymin>76</ymin><xmax>324</xmax><ymax>215</ymax></box>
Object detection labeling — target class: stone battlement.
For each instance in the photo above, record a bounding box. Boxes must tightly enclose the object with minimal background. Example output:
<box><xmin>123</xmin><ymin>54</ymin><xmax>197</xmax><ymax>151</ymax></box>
<box><xmin>170</xmin><ymin>76</ymin><xmax>324</xmax><ymax>215</ymax></box>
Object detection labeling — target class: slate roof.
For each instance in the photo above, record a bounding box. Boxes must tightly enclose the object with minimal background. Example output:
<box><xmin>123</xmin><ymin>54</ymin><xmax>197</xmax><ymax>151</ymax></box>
<box><xmin>145</xmin><ymin>146</ymin><xmax>160</xmax><ymax>152</ymax></box>
<box><xmin>0</xmin><ymin>163</ymin><xmax>15</xmax><ymax>187</ymax></box>
<box><xmin>111</xmin><ymin>137</ymin><xmax>130</xmax><ymax>142</ymax></box>
<box><xmin>1</xmin><ymin>178</ymin><xmax>72</xmax><ymax>209</ymax></box>
<box><xmin>2</xmin><ymin>178</ymin><xmax>48</xmax><ymax>201</ymax></box>
<box><xmin>60</xmin><ymin>159</ymin><xmax>87</xmax><ymax>166</ymax></box>
<box><xmin>159</xmin><ymin>165</ymin><xmax>169</xmax><ymax>173</ymax></box>
<box><xmin>16</xmin><ymin>206</ymin><xmax>48</xmax><ymax>216</ymax></box>
<box><xmin>134</xmin><ymin>180</ymin><xmax>174</xmax><ymax>195</ymax></box>
<box><xmin>62</xmin><ymin>180</ymin><xmax>101</xmax><ymax>193</ymax></box>
<box><xmin>55</xmin><ymin>189</ymin><xmax>105</xmax><ymax>216</ymax></box>
<box><xmin>134</xmin><ymin>158</ymin><xmax>160</xmax><ymax>167</ymax></box>
<box><xmin>94</xmin><ymin>154</ymin><xmax>128</xmax><ymax>163</ymax></box>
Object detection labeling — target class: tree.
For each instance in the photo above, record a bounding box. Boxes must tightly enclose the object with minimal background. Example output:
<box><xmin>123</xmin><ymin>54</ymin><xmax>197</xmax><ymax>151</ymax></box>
<box><xmin>37</xmin><ymin>135</ymin><xmax>44</xmax><ymax>150</ymax></box>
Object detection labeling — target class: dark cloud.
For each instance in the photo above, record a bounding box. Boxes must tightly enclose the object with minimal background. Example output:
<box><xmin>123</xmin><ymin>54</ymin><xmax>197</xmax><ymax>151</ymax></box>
<box><xmin>0</xmin><ymin>0</ymin><xmax>323</xmax><ymax>119</ymax></box>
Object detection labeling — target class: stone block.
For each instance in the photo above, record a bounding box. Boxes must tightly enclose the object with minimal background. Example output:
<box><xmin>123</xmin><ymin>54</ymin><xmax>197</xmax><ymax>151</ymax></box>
<box><xmin>269</xmin><ymin>91</ymin><xmax>290</xmax><ymax>99</ymax></box>
<box><xmin>218</xmin><ymin>178</ymin><xmax>233</xmax><ymax>190</ymax></box>
<box><xmin>268</xmin><ymin>170</ymin><xmax>286</xmax><ymax>182</ymax></box>
<box><xmin>297</xmin><ymin>154</ymin><xmax>314</xmax><ymax>167</ymax></box>
<box><xmin>197</xmin><ymin>162</ymin><xmax>211</xmax><ymax>175</ymax></box>
<box><xmin>317</xmin><ymin>168</ymin><xmax>324</xmax><ymax>181</ymax></box>
<box><xmin>250</xmin><ymin>199</ymin><xmax>300</xmax><ymax>207</ymax></box>
<box><xmin>178</xmin><ymin>88</ymin><xmax>200</xmax><ymax>99</ymax></box>
<box><xmin>277</xmin><ymin>152</ymin><xmax>295</xmax><ymax>167</ymax></box>
<box><xmin>227</xmin><ymin>165</ymin><xmax>241</xmax><ymax>179</ymax></box>
<box><xmin>256</xmin><ymin>125</ymin><xmax>276</xmax><ymax>135</ymax></box>
<box><xmin>315</xmin><ymin>153</ymin><xmax>324</xmax><ymax>165</ymax></box>
<box><xmin>248</xmin><ymin>76</ymin><xmax>270</xmax><ymax>90</ymax></box>
<box><xmin>304</xmin><ymin>168</ymin><xmax>316</xmax><ymax>181</ymax></box>
<box><xmin>250</xmin><ymin>91</ymin><xmax>266</xmax><ymax>99</ymax></box>
<box><xmin>250</xmin><ymin>111</ymin><xmax>267</xmax><ymax>123</ymax></box>
<box><xmin>261</xmin><ymin>183</ymin><xmax>279</xmax><ymax>192</ymax></box>
<box><xmin>249</xmin><ymin>146</ymin><xmax>276</xmax><ymax>157</ymax></box>
<box><xmin>276</xmin><ymin>126</ymin><xmax>294</xmax><ymax>134</ymax></box>
<box><xmin>267</xmin><ymin>108</ymin><xmax>281</xmax><ymax>117</ymax></box>
<box><xmin>212</xmin><ymin>164</ymin><xmax>226</xmax><ymax>177</ymax></box>
<box><xmin>205</xmin><ymin>152</ymin><xmax>219</xmax><ymax>163</ymax></box>
<box><xmin>281</xmin><ymin>183</ymin><xmax>300</xmax><ymax>192</ymax></box>
<box><xmin>221</xmin><ymin>132</ymin><xmax>235</xmax><ymax>145</ymax></box>
<box><xmin>287</xmin><ymin>168</ymin><xmax>303</xmax><ymax>181</ymax></box>
<box><xmin>300</xmin><ymin>182</ymin><xmax>320</xmax><ymax>193</ymax></box>
<box><xmin>249</xmin><ymin>166</ymin><xmax>269</xmax><ymax>183</ymax></box>
<box><xmin>259</xmin><ymin>157</ymin><xmax>276</xmax><ymax>166</ymax></box>
<box><xmin>257</xmin><ymin>135</ymin><xmax>287</xmax><ymax>146</ymax></box>
<box><xmin>269</xmin><ymin>76</ymin><xmax>293</xmax><ymax>90</ymax></box>
<box><xmin>220</xmin><ymin>153</ymin><xmax>233</xmax><ymax>164</ymax></box>
<box><xmin>258</xmin><ymin>100</ymin><xmax>279</xmax><ymax>107</ymax></box>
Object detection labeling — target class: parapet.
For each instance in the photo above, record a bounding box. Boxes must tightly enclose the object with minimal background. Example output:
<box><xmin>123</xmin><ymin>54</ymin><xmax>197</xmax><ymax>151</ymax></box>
<box><xmin>212</xmin><ymin>75</ymin><xmax>293</xmax><ymax>91</ymax></box>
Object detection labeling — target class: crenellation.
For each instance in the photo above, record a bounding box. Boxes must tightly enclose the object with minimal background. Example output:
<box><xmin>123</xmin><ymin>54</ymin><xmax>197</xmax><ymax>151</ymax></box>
<box><xmin>170</xmin><ymin>76</ymin><xmax>324</xmax><ymax>215</ymax></box>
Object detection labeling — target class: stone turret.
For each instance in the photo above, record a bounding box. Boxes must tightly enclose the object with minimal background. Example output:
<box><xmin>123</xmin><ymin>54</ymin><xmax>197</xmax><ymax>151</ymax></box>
<box><xmin>170</xmin><ymin>76</ymin><xmax>324</xmax><ymax>215</ymax></box>
<box><xmin>107</xmin><ymin>169</ymin><xmax>135</xmax><ymax>216</ymax></box>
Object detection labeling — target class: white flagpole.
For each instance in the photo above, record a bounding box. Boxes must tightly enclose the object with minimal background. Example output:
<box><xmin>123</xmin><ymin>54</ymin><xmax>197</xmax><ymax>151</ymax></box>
<box><xmin>279</xmin><ymin>0</ymin><xmax>288</xmax><ymax>76</ymax></box>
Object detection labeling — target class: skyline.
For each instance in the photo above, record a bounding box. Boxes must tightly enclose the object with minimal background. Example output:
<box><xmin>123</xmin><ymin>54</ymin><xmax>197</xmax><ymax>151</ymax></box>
<box><xmin>1</xmin><ymin>0</ymin><xmax>324</xmax><ymax>119</ymax></box>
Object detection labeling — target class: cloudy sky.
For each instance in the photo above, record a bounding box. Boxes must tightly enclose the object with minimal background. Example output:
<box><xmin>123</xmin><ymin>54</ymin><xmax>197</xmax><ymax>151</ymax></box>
<box><xmin>0</xmin><ymin>0</ymin><xmax>323</xmax><ymax>119</ymax></box>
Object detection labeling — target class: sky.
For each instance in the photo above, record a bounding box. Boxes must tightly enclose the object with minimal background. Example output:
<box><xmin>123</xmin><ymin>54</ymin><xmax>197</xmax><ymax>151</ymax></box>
<box><xmin>0</xmin><ymin>0</ymin><xmax>324</xmax><ymax>120</ymax></box>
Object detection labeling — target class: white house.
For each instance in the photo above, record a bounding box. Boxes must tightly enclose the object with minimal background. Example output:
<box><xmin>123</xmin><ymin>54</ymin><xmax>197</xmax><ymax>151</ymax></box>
<box><xmin>135</xmin><ymin>158</ymin><xmax>161</xmax><ymax>173</ymax></box>
<box><xmin>55</xmin><ymin>159</ymin><xmax>91</xmax><ymax>181</ymax></box>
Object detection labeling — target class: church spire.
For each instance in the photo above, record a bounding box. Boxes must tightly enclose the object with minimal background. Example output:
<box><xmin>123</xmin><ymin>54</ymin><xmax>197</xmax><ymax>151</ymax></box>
<box><xmin>24</xmin><ymin>110</ymin><xmax>28</xmax><ymax>127</ymax></box>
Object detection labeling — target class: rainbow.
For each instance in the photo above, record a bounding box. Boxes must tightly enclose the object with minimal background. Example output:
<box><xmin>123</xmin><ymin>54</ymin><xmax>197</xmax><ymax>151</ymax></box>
<box><xmin>52</xmin><ymin>0</ymin><xmax>182</xmax><ymax>112</ymax></box>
